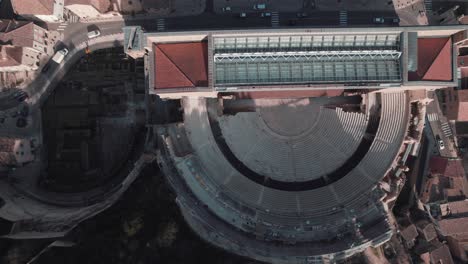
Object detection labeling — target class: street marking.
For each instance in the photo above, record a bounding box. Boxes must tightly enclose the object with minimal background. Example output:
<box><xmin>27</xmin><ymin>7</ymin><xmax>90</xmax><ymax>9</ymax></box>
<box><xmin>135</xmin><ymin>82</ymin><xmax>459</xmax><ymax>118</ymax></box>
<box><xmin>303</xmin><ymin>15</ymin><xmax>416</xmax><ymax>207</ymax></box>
<box><xmin>427</xmin><ymin>113</ymin><xmax>438</xmax><ymax>122</ymax></box>
<box><xmin>424</xmin><ymin>0</ymin><xmax>432</xmax><ymax>13</ymax></box>
<box><xmin>441</xmin><ymin>122</ymin><xmax>452</xmax><ymax>137</ymax></box>
<box><xmin>271</xmin><ymin>12</ymin><xmax>279</xmax><ymax>28</ymax></box>
<box><xmin>57</xmin><ymin>22</ymin><xmax>68</xmax><ymax>32</ymax></box>
<box><xmin>339</xmin><ymin>11</ymin><xmax>347</xmax><ymax>26</ymax></box>
<box><xmin>157</xmin><ymin>19</ymin><xmax>165</xmax><ymax>31</ymax></box>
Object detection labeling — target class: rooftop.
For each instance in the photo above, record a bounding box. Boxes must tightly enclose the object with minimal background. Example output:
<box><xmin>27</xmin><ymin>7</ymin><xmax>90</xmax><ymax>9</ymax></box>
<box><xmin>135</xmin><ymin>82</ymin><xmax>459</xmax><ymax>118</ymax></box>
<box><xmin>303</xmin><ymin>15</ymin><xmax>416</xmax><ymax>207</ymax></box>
<box><xmin>153</xmin><ymin>42</ymin><xmax>208</xmax><ymax>90</ymax></box>
<box><xmin>429</xmin><ymin>156</ymin><xmax>465</xmax><ymax>178</ymax></box>
<box><xmin>400</xmin><ymin>224</ymin><xmax>418</xmax><ymax>242</ymax></box>
<box><xmin>65</xmin><ymin>0</ymin><xmax>111</xmax><ymax>13</ymax></box>
<box><xmin>439</xmin><ymin>217</ymin><xmax>468</xmax><ymax>239</ymax></box>
<box><xmin>440</xmin><ymin>200</ymin><xmax>468</xmax><ymax>217</ymax></box>
<box><xmin>11</xmin><ymin>0</ymin><xmax>54</xmax><ymax>15</ymax></box>
<box><xmin>408</xmin><ymin>37</ymin><xmax>453</xmax><ymax>81</ymax></box>
<box><xmin>0</xmin><ymin>20</ymin><xmax>36</xmax><ymax>47</ymax></box>
<box><xmin>0</xmin><ymin>45</ymin><xmax>22</xmax><ymax>67</ymax></box>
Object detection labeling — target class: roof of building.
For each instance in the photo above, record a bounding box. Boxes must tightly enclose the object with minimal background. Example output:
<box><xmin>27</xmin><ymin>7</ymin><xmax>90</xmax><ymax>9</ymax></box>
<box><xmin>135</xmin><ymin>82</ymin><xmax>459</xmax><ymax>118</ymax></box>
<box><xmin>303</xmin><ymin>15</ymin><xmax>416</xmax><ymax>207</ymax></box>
<box><xmin>430</xmin><ymin>244</ymin><xmax>454</xmax><ymax>264</ymax></box>
<box><xmin>11</xmin><ymin>0</ymin><xmax>54</xmax><ymax>15</ymax></box>
<box><xmin>65</xmin><ymin>0</ymin><xmax>111</xmax><ymax>13</ymax></box>
<box><xmin>0</xmin><ymin>138</ymin><xmax>18</xmax><ymax>166</ymax></box>
<box><xmin>0</xmin><ymin>138</ymin><xmax>16</xmax><ymax>152</ymax></box>
<box><xmin>213</xmin><ymin>34</ymin><xmax>402</xmax><ymax>87</ymax></box>
<box><xmin>429</xmin><ymin>156</ymin><xmax>465</xmax><ymax>178</ymax></box>
<box><xmin>401</xmin><ymin>224</ymin><xmax>418</xmax><ymax>242</ymax></box>
<box><xmin>416</xmin><ymin>221</ymin><xmax>438</xmax><ymax>241</ymax></box>
<box><xmin>439</xmin><ymin>217</ymin><xmax>468</xmax><ymax>239</ymax></box>
<box><xmin>409</xmin><ymin>37</ymin><xmax>452</xmax><ymax>81</ymax></box>
<box><xmin>440</xmin><ymin>200</ymin><xmax>468</xmax><ymax>217</ymax></box>
<box><xmin>455</xmin><ymin>90</ymin><xmax>468</xmax><ymax>121</ymax></box>
<box><xmin>0</xmin><ymin>20</ymin><xmax>36</xmax><ymax>47</ymax></box>
<box><xmin>153</xmin><ymin>42</ymin><xmax>208</xmax><ymax>89</ymax></box>
<box><xmin>0</xmin><ymin>45</ymin><xmax>22</xmax><ymax>67</ymax></box>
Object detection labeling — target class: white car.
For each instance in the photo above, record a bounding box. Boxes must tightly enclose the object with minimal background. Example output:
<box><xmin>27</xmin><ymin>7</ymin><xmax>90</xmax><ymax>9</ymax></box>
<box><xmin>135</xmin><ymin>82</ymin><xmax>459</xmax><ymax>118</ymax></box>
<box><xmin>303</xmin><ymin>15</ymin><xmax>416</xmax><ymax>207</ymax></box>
<box><xmin>438</xmin><ymin>139</ymin><xmax>445</xmax><ymax>150</ymax></box>
<box><xmin>87</xmin><ymin>30</ymin><xmax>101</xmax><ymax>39</ymax></box>
<box><xmin>51</xmin><ymin>48</ymin><xmax>68</xmax><ymax>64</ymax></box>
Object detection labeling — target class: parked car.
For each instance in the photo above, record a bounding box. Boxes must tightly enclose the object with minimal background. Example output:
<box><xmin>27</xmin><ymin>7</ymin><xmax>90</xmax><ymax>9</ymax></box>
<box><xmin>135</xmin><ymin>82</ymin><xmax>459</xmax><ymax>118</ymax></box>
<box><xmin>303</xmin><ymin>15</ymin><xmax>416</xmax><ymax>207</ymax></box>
<box><xmin>392</xmin><ymin>17</ymin><xmax>400</xmax><ymax>23</ymax></box>
<box><xmin>41</xmin><ymin>62</ymin><xmax>51</xmax><ymax>73</ymax></box>
<box><xmin>436</xmin><ymin>135</ymin><xmax>445</xmax><ymax>150</ymax></box>
<box><xmin>222</xmin><ymin>6</ymin><xmax>231</xmax><ymax>12</ymax></box>
<box><xmin>261</xmin><ymin>12</ymin><xmax>271</xmax><ymax>17</ymax></box>
<box><xmin>253</xmin><ymin>3</ymin><xmax>266</xmax><ymax>10</ymax></box>
<box><xmin>87</xmin><ymin>29</ymin><xmax>101</xmax><ymax>39</ymax></box>
<box><xmin>52</xmin><ymin>48</ymin><xmax>68</xmax><ymax>64</ymax></box>
<box><xmin>239</xmin><ymin>12</ymin><xmax>247</xmax><ymax>18</ymax></box>
<box><xmin>438</xmin><ymin>139</ymin><xmax>445</xmax><ymax>150</ymax></box>
<box><xmin>373</xmin><ymin>17</ymin><xmax>385</xmax><ymax>23</ymax></box>
<box><xmin>13</xmin><ymin>91</ymin><xmax>28</xmax><ymax>102</ymax></box>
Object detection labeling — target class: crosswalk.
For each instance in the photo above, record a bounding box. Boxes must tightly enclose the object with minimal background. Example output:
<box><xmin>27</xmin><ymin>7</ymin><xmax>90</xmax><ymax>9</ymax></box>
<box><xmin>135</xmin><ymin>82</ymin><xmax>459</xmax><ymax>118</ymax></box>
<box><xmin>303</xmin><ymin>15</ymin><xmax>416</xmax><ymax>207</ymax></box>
<box><xmin>339</xmin><ymin>11</ymin><xmax>347</xmax><ymax>26</ymax></box>
<box><xmin>424</xmin><ymin>0</ymin><xmax>432</xmax><ymax>13</ymax></box>
<box><xmin>427</xmin><ymin>113</ymin><xmax>438</xmax><ymax>122</ymax></box>
<box><xmin>271</xmin><ymin>12</ymin><xmax>279</xmax><ymax>27</ymax></box>
<box><xmin>441</xmin><ymin>122</ymin><xmax>452</xmax><ymax>137</ymax></box>
<box><xmin>157</xmin><ymin>19</ymin><xmax>165</xmax><ymax>31</ymax></box>
<box><xmin>57</xmin><ymin>22</ymin><xmax>68</xmax><ymax>32</ymax></box>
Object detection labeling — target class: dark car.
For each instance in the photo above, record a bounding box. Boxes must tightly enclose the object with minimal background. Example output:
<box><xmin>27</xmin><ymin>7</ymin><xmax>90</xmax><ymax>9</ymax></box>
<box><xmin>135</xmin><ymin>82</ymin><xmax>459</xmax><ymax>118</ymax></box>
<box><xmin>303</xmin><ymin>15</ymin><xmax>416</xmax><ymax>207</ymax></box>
<box><xmin>41</xmin><ymin>63</ymin><xmax>51</xmax><ymax>73</ymax></box>
<box><xmin>13</xmin><ymin>91</ymin><xmax>28</xmax><ymax>102</ymax></box>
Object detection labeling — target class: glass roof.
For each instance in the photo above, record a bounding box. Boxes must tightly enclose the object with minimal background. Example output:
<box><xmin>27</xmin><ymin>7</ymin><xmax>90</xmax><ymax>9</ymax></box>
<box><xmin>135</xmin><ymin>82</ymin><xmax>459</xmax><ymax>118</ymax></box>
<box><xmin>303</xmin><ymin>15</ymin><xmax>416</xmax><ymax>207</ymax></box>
<box><xmin>212</xmin><ymin>34</ymin><xmax>402</xmax><ymax>87</ymax></box>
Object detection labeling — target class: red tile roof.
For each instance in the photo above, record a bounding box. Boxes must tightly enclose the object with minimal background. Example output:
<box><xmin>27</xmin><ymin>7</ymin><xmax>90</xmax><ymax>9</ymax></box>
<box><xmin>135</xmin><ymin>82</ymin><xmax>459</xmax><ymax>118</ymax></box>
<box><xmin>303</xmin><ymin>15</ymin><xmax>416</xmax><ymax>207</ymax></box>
<box><xmin>0</xmin><ymin>45</ymin><xmax>22</xmax><ymax>67</ymax></box>
<box><xmin>409</xmin><ymin>37</ymin><xmax>453</xmax><ymax>81</ymax></box>
<box><xmin>400</xmin><ymin>224</ymin><xmax>418</xmax><ymax>242</ymax></box>
<box><xmin>440</xmin><ymin>200</ymin><xmax>468</xmax><ymax>217</ymax></box>
<box><xmin>0</xmin><ymin>20</ymin><xmax>35</xmax><ymax>47</ymax></box>
<box><xmin>429</xmin><ymin>244</ymin><xmax>454</xmax><ymax>264</ymax></box>
<box><xmin>11</xmin><ymin>0</ymin><xmax>54</xmax><ymax>15</ymax></box>
<box><xmin>65</xmin><ymin>0</ymin><xmax>111</xmax><ymax>13</ymax></box>
<box><xmin>429</xmin><ymin>156</ymin><xmax>465</xmax><ymax>178</ymax></box>
<box><xmin>153</xmin><ymin>42</ymin><xmax>208</xmax><ymax>90</ymax></box>
<box><xmin>439</xmin><ymin>217</ymin><xmax>468</xmax><ymax>238</ymax></box>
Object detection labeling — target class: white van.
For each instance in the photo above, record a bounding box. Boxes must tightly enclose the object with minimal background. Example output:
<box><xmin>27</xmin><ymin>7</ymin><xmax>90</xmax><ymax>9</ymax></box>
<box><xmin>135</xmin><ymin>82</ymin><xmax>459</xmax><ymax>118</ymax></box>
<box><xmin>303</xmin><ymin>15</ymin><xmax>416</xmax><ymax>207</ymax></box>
<box><xmin>87</xmin><ymin>30</ymin><xmax>101</xmax><ymax>39</ymax></box>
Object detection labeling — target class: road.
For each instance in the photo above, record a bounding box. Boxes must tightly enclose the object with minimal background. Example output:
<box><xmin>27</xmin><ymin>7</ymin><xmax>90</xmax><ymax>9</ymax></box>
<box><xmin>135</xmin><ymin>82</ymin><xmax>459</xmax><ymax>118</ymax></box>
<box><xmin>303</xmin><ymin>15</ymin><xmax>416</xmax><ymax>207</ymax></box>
<box><xmin>131</xmin><ymin>10</ymin><xmax>398</xmax><ymax>31</ymax></box>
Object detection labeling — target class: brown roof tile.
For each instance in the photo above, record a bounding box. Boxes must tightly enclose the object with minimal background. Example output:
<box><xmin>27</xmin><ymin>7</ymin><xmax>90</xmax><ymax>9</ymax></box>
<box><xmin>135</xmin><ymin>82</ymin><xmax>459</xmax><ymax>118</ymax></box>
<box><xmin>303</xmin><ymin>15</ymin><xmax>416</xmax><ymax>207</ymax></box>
<box><xmin>430</xmin><ymin>244</ymin><xmax>454</xmax><ymax>264</ymax></box>
<box><xmin>429</xmin><ymin>157</ymin><xmax>466</xmax><ymax>178</ymax></box>
<box><xmin>401</xmin><ymin>224</ymin><xmax>418</xmax><ymax>242</ymax></box>
<box><xmin>440</xmin><ymin>200</ymin><xmax>468</xmax><ymax>217</ymax></box>
<box><xmin>153</xmin><ymin>42</ymin><xmax>208</xmax><ymax>90</ymax></box>
<box><xmin>0</xmin><ymin>20</ymin><xmax>35</xmax><ymax>47</ymax></box>
<box><xmin>409</xmin><ymin>37</ymin><xmax>453</xmax><ymax>81</ymax></box>
<box><xmin>11</xmin><ymin>0</ymin><xmax>54</xmax><ymax>15</ymax></box>
<box><xmin>439</xmin><ymin>217</ymin><xmax>468</xmax><ymax>238</ymax></box>
<box><xmin>0</xmin><ymin>45</ymin><xmax>22</xmax><ymax>67</ymax></box>
<box><xmin>65</xmin><ymin>0</ymin><xmax>111</xmax><ymax>13</ymax></box>
<box><xmin>0</xmin><ymin>138</ymin><xmax>16</xmax><ymax>152</ymax></box>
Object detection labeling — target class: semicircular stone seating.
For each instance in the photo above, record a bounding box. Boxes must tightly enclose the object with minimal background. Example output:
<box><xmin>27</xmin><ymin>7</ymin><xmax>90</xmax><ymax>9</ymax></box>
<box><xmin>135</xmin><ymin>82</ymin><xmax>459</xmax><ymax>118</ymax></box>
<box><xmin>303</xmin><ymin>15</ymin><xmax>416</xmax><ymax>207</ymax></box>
<box><xmin>219</xmin><ymin>98</ymin><xmax>368</xmax><ymax>182</ymax></box>
<box><xmin>176</xmin><ymin>91</ymin><xmax>408</xmax><ymax>223</ymax></box>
